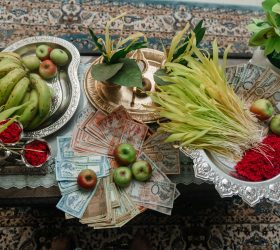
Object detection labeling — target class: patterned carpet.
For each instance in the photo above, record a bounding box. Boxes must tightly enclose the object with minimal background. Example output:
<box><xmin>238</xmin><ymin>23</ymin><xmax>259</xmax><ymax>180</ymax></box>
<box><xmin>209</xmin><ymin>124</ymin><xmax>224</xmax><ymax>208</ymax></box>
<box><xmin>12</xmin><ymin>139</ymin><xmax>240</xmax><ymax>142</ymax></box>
<box><xmin>0</xmin><ymin>0</ymin><xmax>263</xmax><ymax>57</ymax></box>
<box><xmin>1</xmin><ymin>195</ymin><xmax>280</xmax><ymax>250</ymax></box>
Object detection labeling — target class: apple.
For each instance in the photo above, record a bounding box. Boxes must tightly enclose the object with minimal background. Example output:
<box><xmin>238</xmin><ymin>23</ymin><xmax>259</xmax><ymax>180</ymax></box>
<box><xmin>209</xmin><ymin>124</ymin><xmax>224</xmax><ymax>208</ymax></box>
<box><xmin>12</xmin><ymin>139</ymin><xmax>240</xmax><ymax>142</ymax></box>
<box><xmin>22</xmin><ymin>55</ymin><xmax>41</xmax><ymax>71</ymax></box>
<box><xmin>50</xmin><ymin>48</ymin><xmax>69</xmax><ymax>66</ymax></box>
<box><xmin>270</xmin><ymin>114</ymin><xmax>280</xmax><ymax>135</ymax></box>
<box><xmin>131</xmin><ymin>160</ymin><xmax>153</xmax><ymax>182</ymax></box>
<box><xmin>250</xmin><ymin>99</ymin><xmax>274</xmax><ymax>121</ymax></box>
<box><xmin>77</xmin><ymin>169</ymin><xmax>97</xmax><ymax>190</ymax></box>
<box><xmin>113</xmin><ymin>167</ymin><xmax>132</xmax><ymax>188</ymax></box>
<box><xmin>36</xmin><ymin>44</ymin><xmax>52</xmax><ymax>60</ymax></box>
<box><xmin>114</xmin><ymin>143</ymin><xmax>137</xmax><ymax>165</ymax></box>
<box><xmin>39</xmin><ymin>59</ymin><xmax>57</xmax><ymax>79</ymax></box>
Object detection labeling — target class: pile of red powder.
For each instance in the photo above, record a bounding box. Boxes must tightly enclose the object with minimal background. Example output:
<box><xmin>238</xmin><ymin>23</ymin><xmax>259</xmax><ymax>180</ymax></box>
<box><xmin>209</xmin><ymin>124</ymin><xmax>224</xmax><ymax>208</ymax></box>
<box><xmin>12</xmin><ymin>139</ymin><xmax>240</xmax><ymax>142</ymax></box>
<box><xmin>0</xmin><ymin>120</ymin><xmax>22</xmax><ymax>144</ymax></box>
<box><xmin>24</xmin><ymin>140</ymin><xmax>50</xmax><ymax>167</ymax></box>
<box><xmin>235</xmin><ymin>134</ymin><xmax>280</xmax><ymax>181</ymax></box>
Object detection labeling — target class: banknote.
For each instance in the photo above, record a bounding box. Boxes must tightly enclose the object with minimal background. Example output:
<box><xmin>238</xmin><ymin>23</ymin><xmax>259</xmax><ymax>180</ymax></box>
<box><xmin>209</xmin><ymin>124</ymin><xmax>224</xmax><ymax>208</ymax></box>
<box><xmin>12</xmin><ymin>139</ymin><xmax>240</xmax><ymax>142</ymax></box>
<box><xmin>55</xmin><ymin>160</ymin><xmax>106</xmax><ymax>181</ymax></box>
<box><xmin>58</xmin><ymin>181</ymin><xmax>79</xmax><ymax>195</ymax></box>
<box><xmin>119</xmin><ymin>119</ymin><xmax>149</xmax><ymax>150</ymax></box>
<box><xmin>143</xmin><ymin>148</ymin><xmax>180</xmax><ymax>175</ymax></box>
<box><xmin>143</xmin><ymin>132</ymin><xmax>171</xmax><ymax>148</ymax></box>
<box><xmin>56</xmin><ymin>181</ymin><xmax>99</xmax><ymax>218</ymax></box>
<box><xmin>126</xmin><ymin>180</ymin><xmax>176</xmax><ymax>208</ymax></box>
<box><xmin>134</xmin><ymin>201</ymin><xmax>172</xmax><ymax>215</ymax></box>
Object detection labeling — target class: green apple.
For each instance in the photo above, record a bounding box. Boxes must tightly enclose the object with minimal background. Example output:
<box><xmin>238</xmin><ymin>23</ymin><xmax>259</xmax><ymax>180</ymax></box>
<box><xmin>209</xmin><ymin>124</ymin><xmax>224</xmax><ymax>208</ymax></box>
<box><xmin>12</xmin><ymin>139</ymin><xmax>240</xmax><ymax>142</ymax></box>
<box><xmin>113</xmin><ymin>167</ymin><xmax>132</xmax><ymax>188</ymax></box>
<box><xmin>270</xmin><ymin>114</ymin><xmax>280</xmax><ymax>135</ymax></box>
<box><xmin>250</xmin><ymin>99</ymin><xmax>274</xmax><ymax>121</ymax></box>
<box><xmin>114</xmin><ymin>143</ymin><xmax>137</xmax><ymax>166</ymax></box>
<box><xmin>132</xmin><ymin>160</ymin><xmax>153</xmax><ymax>182</ymax></box>
<box><xmin>36</xmin><ymin>44</ymin><xmax>52</xmax><ymax>60</ymax></box>
<box><xmin>50</xmin><ymin>48</ymin><xmax>69</xmax><ymax>66</ymax></box>
<box><xmin>22</xmin><ymin>55</ymin><xmax>41</xmax><ymax>71</ymax></box>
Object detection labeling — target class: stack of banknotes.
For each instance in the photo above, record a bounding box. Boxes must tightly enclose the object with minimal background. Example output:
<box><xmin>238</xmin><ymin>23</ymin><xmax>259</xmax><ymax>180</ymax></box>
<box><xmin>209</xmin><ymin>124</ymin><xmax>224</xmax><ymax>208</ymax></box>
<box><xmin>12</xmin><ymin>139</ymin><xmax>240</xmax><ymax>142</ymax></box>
<box><xmin>55</xmin><ymin>106</ymin><xmax>180</xmax><ymax>229</ymax></box>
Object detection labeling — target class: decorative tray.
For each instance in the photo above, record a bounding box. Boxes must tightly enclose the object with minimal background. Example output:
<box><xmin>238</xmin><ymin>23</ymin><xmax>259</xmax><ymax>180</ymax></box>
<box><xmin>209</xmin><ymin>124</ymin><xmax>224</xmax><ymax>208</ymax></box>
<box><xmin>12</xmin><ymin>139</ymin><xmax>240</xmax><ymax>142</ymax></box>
<box><xmin>3</xmin><ymin>36</ymin><xmax>81</xmax><ymax>138</ymax></box>
<box><xmin>84</xmin><ymin>48</ymin><xmax>163</xmax><ymax>123</ymax></box>
<box><xmin>182</xmin><ymin>63</ymin><xmax>280</xmax><ymax>206</ymax></box>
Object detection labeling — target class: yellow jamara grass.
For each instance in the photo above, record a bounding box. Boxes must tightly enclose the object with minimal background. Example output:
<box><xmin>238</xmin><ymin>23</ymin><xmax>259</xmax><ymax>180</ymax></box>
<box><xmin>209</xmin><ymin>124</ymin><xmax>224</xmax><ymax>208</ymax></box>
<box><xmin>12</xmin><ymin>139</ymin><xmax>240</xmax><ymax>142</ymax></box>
<box><xmin>150</xmin><ymin>32</ymin><xmax>264</xmax><ymax>161</ymax></box>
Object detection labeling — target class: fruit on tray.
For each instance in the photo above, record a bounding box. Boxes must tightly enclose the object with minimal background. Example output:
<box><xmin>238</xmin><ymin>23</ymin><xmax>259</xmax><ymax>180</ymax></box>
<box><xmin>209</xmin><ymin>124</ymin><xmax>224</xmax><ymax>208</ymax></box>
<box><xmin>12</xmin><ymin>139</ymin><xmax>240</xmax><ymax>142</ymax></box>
<box><xmin>22</xmin><ymin>55</ymin><xmax>41</xmax><ymax>71</ymax></box>
<box><xmin>270</xmin><ymin>114</ymin><xmax>280</xmax><ymax>135</ymax></box>
<box><xmin>0</xmin><ymin>52</ymin><xmax>53</xmax><ymax>130</ymax></box>
<box><xmin>50</xmin><ymin>48</ymin><xmax>69</xmax><ymax>66</ymax></box>
<box><xmin>77</xmin><ymin>169</ymin><xmax>97</xmax><ymax>190</ymax></box>
<box><xmin>39</xmin><ymin>59</ymin><xmax>57</xmax><ymax>79</ymax></box>
<box><xmin>114</xmin><ymin>143</ymin><xmax>137</xmax><ymax>165</ymax></box>
<box><xmin>131</xmin><ymin>160</ymin><xmax>153</xmax><ymax>182</ymax></box>
<box><xmin>36</xmin><ymin>44</ymin><xmax>52</xmax><ymax>60</ymax></box>
<box><xmin>250</xmin><ymin>99</ymin><xmax>274</xmax><ymax>121</ymax></box>
<box><xmin>113</xmin><ymin>166</ymin><xmax>132</xmax><ymax>188</ymax></box>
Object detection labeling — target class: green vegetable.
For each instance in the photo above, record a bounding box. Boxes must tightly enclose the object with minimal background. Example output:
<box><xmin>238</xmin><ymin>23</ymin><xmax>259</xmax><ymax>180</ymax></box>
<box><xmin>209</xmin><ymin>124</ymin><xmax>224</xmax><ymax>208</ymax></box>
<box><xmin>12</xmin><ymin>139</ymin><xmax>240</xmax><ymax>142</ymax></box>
<box><xmin>149</xmin><ymin>34</ymin><xmax>263</xmax><ymax>161</ymax></box>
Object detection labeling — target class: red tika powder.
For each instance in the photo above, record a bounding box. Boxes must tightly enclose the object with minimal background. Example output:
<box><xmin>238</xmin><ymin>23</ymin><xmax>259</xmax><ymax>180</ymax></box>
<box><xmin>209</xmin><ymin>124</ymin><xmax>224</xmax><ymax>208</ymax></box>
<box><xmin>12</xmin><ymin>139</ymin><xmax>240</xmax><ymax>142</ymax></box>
<box><xmin>24</xmin><ymin>140</ymin><xmax>50</xmax><ymax>167</ymax></box>
<box><xmin>0</xmin><ymin>120</ymin><xmax>22</xmax><ymax>144</ymax></box>
<box><xmin>235</xmin><ymin>134</ymin><xmax>280</xmax><ymax>181</ymax></box>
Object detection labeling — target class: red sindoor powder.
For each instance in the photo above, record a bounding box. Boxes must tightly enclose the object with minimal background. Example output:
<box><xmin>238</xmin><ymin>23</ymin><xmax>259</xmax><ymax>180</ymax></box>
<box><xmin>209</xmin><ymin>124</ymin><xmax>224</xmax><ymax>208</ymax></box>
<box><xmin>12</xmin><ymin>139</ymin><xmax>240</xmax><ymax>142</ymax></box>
<box><xmin>0</xmin><ymin>120</ymin><xmax>22</xmax><ymax>144</ymax></box>
<box><xmin>24</xmin><ymin>140</ymin><xmax>50</xmax><ymax>167</ymax></box>
<box><xmin>235</xmin><ymin>134</ymin><xmax>280</xmax><ymax>181</ymax></box>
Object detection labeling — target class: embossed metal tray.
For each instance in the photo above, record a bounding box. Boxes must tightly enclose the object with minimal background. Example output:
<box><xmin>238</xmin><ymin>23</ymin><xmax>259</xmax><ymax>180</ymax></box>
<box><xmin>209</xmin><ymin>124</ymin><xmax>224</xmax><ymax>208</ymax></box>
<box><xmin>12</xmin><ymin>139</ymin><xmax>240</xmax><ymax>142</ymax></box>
<box><xmin>3</xmin><ymin>36</ymin><xmax>80</xmax><ymax>137</ymax></box>
<box><xmin>181</xmin><ymin>63</ymin><xmax>280</xmax><ymax>206</ymax></box>
<box><xmin>84</xmin><ymin>48</ymin><xmax>163</xmax><ymax>123</ymax></box>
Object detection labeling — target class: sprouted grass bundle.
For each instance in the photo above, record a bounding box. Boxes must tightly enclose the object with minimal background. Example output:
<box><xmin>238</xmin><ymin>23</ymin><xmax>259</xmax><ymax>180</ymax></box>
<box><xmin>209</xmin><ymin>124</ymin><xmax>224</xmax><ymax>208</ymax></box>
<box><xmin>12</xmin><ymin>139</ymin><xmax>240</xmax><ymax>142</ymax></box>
<box><xmin>150</xmin><ymin>33</ymin><xmax>264</xmax><ymax>161</ymax></box>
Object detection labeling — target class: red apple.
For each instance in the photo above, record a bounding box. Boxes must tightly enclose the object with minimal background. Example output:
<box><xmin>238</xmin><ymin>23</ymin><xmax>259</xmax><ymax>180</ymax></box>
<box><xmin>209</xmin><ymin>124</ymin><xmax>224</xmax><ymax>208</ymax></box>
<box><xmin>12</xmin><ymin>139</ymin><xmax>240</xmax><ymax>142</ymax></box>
<box><xmin>250</xmin><ymin>99</ymin><xmax>274</xmax><ymax>121</ymax></box>
<box><xmin>39</xmin><ymin>59</ymin><xmax>57</xmax><ymax>79</ymax></box>
<box><xmin>114</xmin><ymin>143</ymin><xmax>137</xmax><ymax>166</ymax></box>
<box><xmin>77</xmin><ymin>169</ymin><xmax>97</xmax><ymax>190</ymax></box>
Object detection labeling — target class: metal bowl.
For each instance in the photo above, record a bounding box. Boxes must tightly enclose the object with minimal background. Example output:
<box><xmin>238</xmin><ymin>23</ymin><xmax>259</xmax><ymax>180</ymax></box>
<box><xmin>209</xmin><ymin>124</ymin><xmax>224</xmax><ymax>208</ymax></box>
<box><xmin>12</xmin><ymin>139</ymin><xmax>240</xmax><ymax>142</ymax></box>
<box><xmin>3</xmin><ymin>36</ymin><xmax>80</xmax><ymax>137</ymax></box>
<box><xmin>181</xmin><ymin>62</ymin><xmax>280</xmax><ymax>206</ymax></box>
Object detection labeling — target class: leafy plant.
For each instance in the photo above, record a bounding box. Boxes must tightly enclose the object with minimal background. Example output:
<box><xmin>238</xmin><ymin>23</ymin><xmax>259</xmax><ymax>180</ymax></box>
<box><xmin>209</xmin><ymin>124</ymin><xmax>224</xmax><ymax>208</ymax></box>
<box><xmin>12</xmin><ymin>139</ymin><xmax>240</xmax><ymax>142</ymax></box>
<box><xmin>88</xmin><ymin>12</ymin><xmax>147</xmax><ymax>88</ymax></box>
<box><xmin>247</xmin><ymin>0</ymin><xmax>280</xmax><ymax>57</ymax></box>
<box><xmin>154</xmin><ymin>20</ymin><xmax>206</xmax><ymax>86</ymax></box>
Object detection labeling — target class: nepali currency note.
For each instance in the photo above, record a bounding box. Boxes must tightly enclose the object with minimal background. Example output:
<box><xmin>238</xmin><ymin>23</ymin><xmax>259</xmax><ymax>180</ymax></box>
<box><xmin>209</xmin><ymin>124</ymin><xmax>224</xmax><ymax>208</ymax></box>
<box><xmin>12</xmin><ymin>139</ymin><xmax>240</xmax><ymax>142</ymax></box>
<box><xmin>58</xmin><ymin>181</ymin><xmax>79</xmax><ymax>195</ymax></box>
<box><xmin>126</xmin><ymin>180</ymin><xmax>176</xmax><ymax>208</ymax></box>
<box><xmin>56</xmin><ymin>181</ymin><xmax>99</xmax><ymax>218</ymax></box>
<box><xmin>120</xmin><ymin>119</ymin><xmax>148</xmax><ymax>150</ymax></box>
<box><xmin>55</xmin><ymin>160</ymin><xmax>106</xmax><ymax>181</ymax></box>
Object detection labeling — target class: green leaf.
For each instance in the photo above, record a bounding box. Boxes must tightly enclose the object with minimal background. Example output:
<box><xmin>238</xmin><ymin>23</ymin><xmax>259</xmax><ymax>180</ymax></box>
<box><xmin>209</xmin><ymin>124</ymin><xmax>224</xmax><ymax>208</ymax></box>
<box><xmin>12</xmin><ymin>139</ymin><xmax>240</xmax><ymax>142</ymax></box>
<box><xmin>274</xmin><ymin>37</ymin><xmax>280</xmax><ymax>52</ymax></box>
<box><xmin>262</xmin><ymin>0</ymin><xmax>278</xmax><ymax>12</ymax></box>
<box><xmin>108</xmin><ymin>58</ymin><xmax>142</xmax><ymax>87</ymax></box>
<box><xmin>266</xmin><ymin>12</ymin><xmax>278</xmax><ymax>27</ymax></box>
<box><xmin>252</xmin><ymin>18</ymin><xmax>266</xmax><ymax>25</ymax></box>
<box><xmin>272</xmin><ymin>3</ymin><xmax>280</xmax><ymax>14</ymax></box>
<box><xmin>88</xmin><ymin>28</ymin><xmax>104</xmax><ymax>54</ymax></box>
<box><xmin>274</xmin><ymin>27</ymin><xmax>280</xmax><ymax>36</ymax></box>
<box><xmin>264</xmin><ymin>38</ymin><xmax>276</xmax><ymax>55</ymax></box>
<box><xmin>109</xmin><ymin>41</ymin><xmax>147</xmax><ymax>63</ymax></box>
<box><xmin>249</xmin><ymin>27</ymin><xmax>273</xmax><ymax>46</ymax></box>
<box><xmin>91</xmin><ymin>63</ymin><xmax>124</xmax><ymax>81</ymax></box>
<box><xmin>153</xmin><ymin>69</ymin><xmax>174</xmax><ymax>86</ymax></box>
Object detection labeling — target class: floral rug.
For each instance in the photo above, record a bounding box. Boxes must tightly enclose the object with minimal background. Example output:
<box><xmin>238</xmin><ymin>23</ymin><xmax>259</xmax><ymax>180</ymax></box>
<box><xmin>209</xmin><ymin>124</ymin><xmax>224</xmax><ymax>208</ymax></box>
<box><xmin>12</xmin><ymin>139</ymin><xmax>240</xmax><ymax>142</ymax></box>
<box><xmin>0</xmin><ymin>0</ymin><xmax>263</xmax><ymax>57</ymax></box>
<box><xmin>1</xmin><ymin>196</ymin><xmax>280</xmax><ymax>250</ymax></box>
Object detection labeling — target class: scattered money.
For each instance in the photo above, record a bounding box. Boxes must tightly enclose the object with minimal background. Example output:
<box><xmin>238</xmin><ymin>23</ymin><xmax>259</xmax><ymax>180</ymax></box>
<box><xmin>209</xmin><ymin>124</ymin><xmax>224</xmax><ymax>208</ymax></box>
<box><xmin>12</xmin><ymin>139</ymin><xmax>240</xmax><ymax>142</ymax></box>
<box><xmin>55</xmin><ymin>106</ymin><xmax>180</xmax><ymax>229</ymax></box>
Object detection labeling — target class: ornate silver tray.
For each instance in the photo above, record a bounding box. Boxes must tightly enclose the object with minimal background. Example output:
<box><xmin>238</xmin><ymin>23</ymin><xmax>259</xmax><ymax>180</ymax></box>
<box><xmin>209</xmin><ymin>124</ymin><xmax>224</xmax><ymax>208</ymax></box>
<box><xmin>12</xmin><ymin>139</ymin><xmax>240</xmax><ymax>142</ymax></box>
<box><xmin>181</xmin><ymin>62</ymin><xmax>280</xmax><ymax>206</ymax></box>
<box><xmin>3</xmin><ymin>36</ymin><xmax>80</xmax><ymax>137</ymax></box>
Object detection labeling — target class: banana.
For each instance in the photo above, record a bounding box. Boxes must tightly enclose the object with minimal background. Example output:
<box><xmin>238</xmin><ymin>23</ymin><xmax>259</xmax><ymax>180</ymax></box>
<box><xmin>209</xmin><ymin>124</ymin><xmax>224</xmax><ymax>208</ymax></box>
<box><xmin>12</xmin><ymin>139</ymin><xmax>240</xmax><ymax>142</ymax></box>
<box><xmin>0</xmin><ymin>101</ymin><xmax>30</xmax><ymax>121</ymax></box>
<box><xmin>0</xmin><ymin>52</ymin><xmax>21</xmax><ymax>61</ymax></box>
<box><xmin>0</xmin><ymin>61</ymin><xmax>24</xmax><ymax>78</ymax></box>
<box><xmin>15</xmin><ymin>91</ymin><xmax>31</xmax><ymax>116</ymax></box>
<box><xmin>4</xmin><ymin>77</ymin><xmax>30</xmax><ymax>110</ymax></box>
<box><xmin>18</xmin><ymin>89</ymin><xmax>39</xmax><ymax>128</ymax></box>
<box><xmin>26</xmin><ymin>74</ymin><xmax>51</xmax><ymax>130</ymax></box>
<box><xmin>0</xmin><ymin>68</ymin><xmax>26</xmax><ymax>105</ymax></box>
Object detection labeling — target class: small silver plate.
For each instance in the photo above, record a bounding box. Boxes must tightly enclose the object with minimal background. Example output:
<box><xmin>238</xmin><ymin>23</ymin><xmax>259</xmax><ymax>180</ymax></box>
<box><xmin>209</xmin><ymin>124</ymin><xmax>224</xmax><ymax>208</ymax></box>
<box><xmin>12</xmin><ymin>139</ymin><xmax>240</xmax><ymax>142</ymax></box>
<box><xmin>3</xmin><ymin>36</ymin><xmax>80</xmax><ymax>137</ymax></box>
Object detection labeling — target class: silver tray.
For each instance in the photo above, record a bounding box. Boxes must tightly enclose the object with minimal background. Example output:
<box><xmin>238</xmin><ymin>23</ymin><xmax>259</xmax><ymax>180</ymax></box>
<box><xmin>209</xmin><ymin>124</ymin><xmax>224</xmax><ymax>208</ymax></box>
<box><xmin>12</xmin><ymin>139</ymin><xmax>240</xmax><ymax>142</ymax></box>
<box><xmin>181</xmin><ymin>62</ymin><xmax>280</xmax><ymax>206</ymax></box>
<box><xmin>3</xmin><ymin>36</ymin><xmax>80</xmax><ymax>137</ymax></box>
